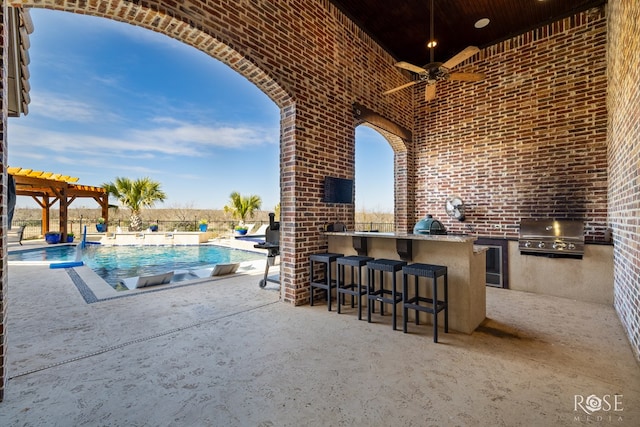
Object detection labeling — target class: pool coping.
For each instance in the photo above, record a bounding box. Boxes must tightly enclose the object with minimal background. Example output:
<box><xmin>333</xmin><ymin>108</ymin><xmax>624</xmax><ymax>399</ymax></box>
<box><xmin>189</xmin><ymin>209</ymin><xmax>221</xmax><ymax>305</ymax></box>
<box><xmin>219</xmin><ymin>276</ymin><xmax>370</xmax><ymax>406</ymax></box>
<box><xmin>66</xmin><ymin>264</ymin><xmax>263</xmax><ymax>304</ymax></box>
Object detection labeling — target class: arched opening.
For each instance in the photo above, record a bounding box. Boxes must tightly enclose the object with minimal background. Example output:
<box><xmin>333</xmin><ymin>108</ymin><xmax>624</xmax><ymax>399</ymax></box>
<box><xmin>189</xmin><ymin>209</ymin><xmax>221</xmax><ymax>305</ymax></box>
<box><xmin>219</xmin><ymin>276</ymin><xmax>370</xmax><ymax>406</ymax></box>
<box><xmin>3</xmin><ymin>1</ymin><xmax>291</xmax><ymax>361</ymax></box>
<box><xmin>9</xmin><ymin>9</ymin><xmax>279</xmax><ymax>210</ymax></box>
<box><xmin>352</xmin><ymin>103</ymin><xmax>413</xmax><ymax>233</ymax></box>
<box><xmin>8</xmin><ymin>9</ymin><xmax>281</xmax><ymax>215</ymax></box>
<box><xmin>8</xmin><ymin>1</ymin><xmax>293</xmax><ymax>214</ymax></box>
<box><xmin>2</xmin><ymin>1</ymin><xmax>418</xmax><ymax>400</ymax></box>
<box><xmin>354</xmin><ymin>126</ymin><xmax>394</xmax><ymax>232</ymax></box>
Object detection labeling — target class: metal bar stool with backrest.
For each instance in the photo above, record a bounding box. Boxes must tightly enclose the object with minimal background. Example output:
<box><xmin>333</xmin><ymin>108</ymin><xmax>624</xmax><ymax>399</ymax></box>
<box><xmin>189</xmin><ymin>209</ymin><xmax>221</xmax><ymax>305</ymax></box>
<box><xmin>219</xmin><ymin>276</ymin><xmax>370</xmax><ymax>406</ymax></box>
<box><xmin>402</xmin><ymin>263</ymin><xmax>448</xmax><ymax>343</ymax></box>
<box><xmin>309</xmin><ymin>252</ymin><xmax>344</xmax><ymax>311</ymax></box>
<box><xmin>336</xmin><ymin>255</ymin><xmax>374</xmax><ymax>320</ymax></box>
<box><xmin>367</xmin><ymin>258</ymin><xmax>407</xmax><ymax>330</ymax></box>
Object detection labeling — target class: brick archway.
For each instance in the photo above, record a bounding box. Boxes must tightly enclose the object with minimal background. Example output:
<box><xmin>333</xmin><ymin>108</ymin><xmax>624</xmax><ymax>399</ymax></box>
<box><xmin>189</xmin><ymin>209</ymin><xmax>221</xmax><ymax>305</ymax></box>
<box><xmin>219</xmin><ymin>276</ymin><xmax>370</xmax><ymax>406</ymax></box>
<box><xmin>14</xmin><ymin>1</ymin><xmax>293</xmax><ymax>109</ymax></box>
<box><xmin>9</xmin><ymin>1</ymin><xmax>297</xmax><ymax>286</ymax></box>
<box><xmin>0</xmin><ymin>1</ymin><xmax>300</xmax><ymax>400</ymax></box>
<box><xmin>1</xmin><ymin>0</ymin><xmax>417</xmax><ymax>400</ymax></box>
<box><xmin>352</xmin><ymin>103</ymin><xmax>415</xmax><ymax>233</ymax></box>
<box><xmin>5</xmin><ymin>0</ymin><xmax>417</xmax><ymax>299</ymax></box>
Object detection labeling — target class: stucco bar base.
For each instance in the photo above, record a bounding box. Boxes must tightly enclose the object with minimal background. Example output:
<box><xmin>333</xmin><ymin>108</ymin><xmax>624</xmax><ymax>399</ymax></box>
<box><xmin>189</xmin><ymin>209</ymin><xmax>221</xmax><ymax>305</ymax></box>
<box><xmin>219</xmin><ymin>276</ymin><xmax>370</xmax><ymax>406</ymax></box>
<box><xmin>326</xmin><ymin>232</ymin><xmax>487</xmax><ymax>334</ymax></box>
<box><xmin>508</xmin><ymin>241</ymin><xmax>614</xmax><ymax>305</ymax></box>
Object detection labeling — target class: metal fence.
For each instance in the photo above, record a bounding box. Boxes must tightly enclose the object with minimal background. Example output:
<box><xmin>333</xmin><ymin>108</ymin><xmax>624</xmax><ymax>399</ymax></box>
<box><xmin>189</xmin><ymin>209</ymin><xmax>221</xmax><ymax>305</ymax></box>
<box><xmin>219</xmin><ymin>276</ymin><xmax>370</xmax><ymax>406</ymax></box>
<box><xmin>10</xmin><ymin>220</ymin><xmax>44</xmax><ymax>241</ymax></box>
<box><xmin>12</xmin><ymin>219</ymin><xmax>394</xmax><ymax>240</ymax></box>
<box><xmin>13</xmin><ymin>219</ymin><xmax>269</xmax><ymax>240</ymax></box>
<box><xmin>354</xmin><ymin>222</ymin><xmax>394</xmax><ymax>232</ymax></box>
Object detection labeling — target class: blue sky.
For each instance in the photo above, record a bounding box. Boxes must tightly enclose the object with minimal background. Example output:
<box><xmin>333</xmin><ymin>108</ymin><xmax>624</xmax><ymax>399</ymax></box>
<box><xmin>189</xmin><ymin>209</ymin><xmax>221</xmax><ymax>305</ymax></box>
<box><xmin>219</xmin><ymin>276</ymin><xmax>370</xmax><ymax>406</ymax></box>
<box><xmin>9</xmin><ymin>9</ymin><xmax>394</xmax><ymax>213</ymax></box>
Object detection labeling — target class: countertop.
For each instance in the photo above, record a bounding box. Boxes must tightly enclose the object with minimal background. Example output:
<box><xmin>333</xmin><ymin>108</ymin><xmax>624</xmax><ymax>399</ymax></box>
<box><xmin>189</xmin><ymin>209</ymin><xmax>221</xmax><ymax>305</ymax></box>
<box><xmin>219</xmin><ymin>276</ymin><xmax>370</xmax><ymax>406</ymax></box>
<box><xmin>325</xmin><ymin>231</ymin><xmax>487</xmax><ymax>253</ymax></box>
<box><xmin>324</xmin><ymin>231</ymin><xmax>477</xmax><ymax>243</ymax></box>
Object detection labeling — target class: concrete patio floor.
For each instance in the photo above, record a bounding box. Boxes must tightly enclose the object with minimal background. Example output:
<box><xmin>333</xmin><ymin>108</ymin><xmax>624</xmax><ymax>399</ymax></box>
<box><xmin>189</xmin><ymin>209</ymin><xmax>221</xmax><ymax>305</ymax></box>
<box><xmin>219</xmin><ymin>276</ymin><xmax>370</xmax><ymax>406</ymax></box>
<box><xmin>1</xmin><ymin>252</ymin><xmax>639</xmax><ymax>426</ymax></box>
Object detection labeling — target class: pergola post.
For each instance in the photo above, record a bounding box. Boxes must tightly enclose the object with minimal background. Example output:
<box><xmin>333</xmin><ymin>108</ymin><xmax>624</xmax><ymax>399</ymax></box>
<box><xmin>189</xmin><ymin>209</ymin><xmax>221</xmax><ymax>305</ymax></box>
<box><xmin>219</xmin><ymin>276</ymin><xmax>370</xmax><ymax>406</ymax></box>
<box><xmin>41</xmin><ymin>195</ymin><xmax>49</xmax><ymax>235</ymax></box>
<box><xmin>98</xmin><ymin>193</ymin><xmax>109</xmax><ymax>231</ymax></box>
<box><xmin>58</xmin><ymin>186</ymin><xmax>67</xmax><ymax>241</ymax></box>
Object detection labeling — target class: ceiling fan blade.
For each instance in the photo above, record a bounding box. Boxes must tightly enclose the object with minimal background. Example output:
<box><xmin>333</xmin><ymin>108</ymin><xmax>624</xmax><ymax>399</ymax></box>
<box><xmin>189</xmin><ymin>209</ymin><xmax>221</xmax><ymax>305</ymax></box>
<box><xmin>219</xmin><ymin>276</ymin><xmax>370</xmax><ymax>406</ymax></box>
<box><xmin>449</xmin><ymin>72</ymin><xmax>485</xmax><ymax>82</ymax></box>
<box><xmin>425</xmin><ymin>84</ymin><xmax>437</xmax><ymax>101</ymax></box>
<box><xmin>395</xmin><ymin>61</ymin><xmax>428</xmax><ymax>74</ymax></box>
<box><xmin>383</xmin><ymin>81</ymin><xmax>418</xmax><ymax>95</ymax></box>
<box><xmin>442</xmin><ymin>46</ymin><xmax>480</xmax><ymax>69</ymax></box>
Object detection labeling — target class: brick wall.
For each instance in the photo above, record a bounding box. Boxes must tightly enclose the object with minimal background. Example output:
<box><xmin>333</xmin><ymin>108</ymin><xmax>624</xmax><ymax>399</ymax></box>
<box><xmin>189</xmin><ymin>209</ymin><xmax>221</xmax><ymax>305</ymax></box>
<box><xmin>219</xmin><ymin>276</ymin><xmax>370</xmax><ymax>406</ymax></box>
<box><xmin>413</xmin><ymin>9</ymin><xmax>608</xmax><ymax>241</ymax></box>
<box><xmin>607</xmin><ymin>0</ymin><xmax>640</xmax><ymax>359</ymax></box>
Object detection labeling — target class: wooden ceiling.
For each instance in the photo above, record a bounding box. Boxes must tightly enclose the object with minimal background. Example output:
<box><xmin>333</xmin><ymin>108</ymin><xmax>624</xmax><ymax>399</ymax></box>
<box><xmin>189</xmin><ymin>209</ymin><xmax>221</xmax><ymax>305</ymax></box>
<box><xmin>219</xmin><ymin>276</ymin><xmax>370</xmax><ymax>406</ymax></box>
<box><xmin>329</xmin><ymin>0</ymin><xmax>607</xmax><ymax>66</ymax></box>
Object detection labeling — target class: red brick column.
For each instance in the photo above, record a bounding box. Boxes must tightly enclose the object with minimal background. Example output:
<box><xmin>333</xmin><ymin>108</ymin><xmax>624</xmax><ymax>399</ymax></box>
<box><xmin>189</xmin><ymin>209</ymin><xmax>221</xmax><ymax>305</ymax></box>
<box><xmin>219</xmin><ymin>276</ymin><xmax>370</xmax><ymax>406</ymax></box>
<box><xmin>279</xmin><ymin>100</ymin><xmax>357</xmax><ymax>304</ymax></box>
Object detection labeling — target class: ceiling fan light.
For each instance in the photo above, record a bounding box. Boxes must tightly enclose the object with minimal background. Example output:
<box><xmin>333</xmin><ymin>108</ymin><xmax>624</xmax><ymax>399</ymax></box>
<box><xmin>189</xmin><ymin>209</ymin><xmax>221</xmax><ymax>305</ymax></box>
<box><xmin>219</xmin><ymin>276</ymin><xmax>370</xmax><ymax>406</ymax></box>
<box><xmin>474</xmin><ymin>18</ymin><xmax>490</xmax><ymax>29</ymax></box>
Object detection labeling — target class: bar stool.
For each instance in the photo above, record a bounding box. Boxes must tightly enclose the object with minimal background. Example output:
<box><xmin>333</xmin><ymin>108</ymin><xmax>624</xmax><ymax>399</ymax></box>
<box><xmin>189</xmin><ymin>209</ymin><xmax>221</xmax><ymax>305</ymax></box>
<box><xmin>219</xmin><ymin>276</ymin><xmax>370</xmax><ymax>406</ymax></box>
<box><xmin>367</xmin><ymin>259</ymin><xmax>407</xmax><ymax>330</ymax></box>
<box><xmin>309</xmin><ymin>252</ymin><xmax>343</xmax><ymax>310</ymax></box>
<box><xmin>336</xmin><ymin>255</ymin><xmax>374</xmax><ymax>320</ymax></box>
<box><xmin>402</xmin><ymin>263</ymin><xmax>448</xmax><ymax>343</ymax></box>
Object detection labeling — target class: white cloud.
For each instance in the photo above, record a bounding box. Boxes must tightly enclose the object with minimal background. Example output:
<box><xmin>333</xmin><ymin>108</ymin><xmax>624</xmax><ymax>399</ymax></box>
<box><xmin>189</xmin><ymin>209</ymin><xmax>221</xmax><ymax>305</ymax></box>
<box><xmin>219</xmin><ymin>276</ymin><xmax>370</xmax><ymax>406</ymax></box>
<box><xmin>8</xmin><ymin>119</ymin><xmax>277</xmax><ymax>158</ymax></box>
<box><xmin>28</xmin><ymin>91</ymin><xmax>117</xmax><ymax>123</ymax></box>
<box><xmin>130</xmin><ymin>119</ymin><xmax>275</xmax><ymax>151</ymax></box>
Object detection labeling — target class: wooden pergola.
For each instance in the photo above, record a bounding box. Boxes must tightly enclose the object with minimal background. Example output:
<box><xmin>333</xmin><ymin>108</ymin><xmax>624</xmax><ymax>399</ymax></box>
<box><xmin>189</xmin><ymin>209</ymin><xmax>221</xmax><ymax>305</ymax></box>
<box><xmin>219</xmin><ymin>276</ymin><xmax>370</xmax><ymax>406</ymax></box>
<box><xmin>8</xmin><ymin>167</ymin><xmax>109</xmax><ymax>241</ymax></box>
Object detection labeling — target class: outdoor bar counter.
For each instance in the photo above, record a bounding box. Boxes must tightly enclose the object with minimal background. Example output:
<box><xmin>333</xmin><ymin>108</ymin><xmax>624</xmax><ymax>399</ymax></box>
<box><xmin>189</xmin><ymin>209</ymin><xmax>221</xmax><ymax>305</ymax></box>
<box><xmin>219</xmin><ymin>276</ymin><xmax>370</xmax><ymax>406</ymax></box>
<box><xmin>326</xmin><ymin>232</ymin><xmax>487</xmax><ymax>334</ymax></box>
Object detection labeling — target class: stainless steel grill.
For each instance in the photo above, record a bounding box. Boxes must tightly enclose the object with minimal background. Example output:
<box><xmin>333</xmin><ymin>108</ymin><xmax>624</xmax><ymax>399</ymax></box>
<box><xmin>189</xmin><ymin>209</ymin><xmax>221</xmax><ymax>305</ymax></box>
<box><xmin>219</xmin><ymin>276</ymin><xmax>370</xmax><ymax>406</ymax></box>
<box><xmin>518</xmin><ymin>219</ymin><xmax>584</xmax><ymax>258</ymax></box>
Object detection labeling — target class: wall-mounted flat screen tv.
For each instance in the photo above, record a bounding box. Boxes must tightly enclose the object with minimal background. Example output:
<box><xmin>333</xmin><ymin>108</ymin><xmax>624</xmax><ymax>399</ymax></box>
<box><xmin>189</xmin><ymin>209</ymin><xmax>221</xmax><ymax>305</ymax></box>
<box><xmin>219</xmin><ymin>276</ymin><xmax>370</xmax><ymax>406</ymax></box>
<box><xmin>323</xmin><ymin>176</ymin><xmax>354</xmax><ymax>204</ymax></box>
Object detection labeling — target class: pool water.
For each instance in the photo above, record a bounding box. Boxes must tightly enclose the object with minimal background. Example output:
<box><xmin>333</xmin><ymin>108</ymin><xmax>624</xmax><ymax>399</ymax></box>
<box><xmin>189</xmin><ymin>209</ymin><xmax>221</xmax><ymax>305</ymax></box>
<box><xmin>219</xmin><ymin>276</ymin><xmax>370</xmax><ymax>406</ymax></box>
<box><xmin>8</xmin><ymin>245</ymin><xmax>79</xmax><ymax>262</ymax></box>
<box><xmin>9</xmin><ymin>245</ymin><xmax>263</xmax><ymax>288</ymax></box>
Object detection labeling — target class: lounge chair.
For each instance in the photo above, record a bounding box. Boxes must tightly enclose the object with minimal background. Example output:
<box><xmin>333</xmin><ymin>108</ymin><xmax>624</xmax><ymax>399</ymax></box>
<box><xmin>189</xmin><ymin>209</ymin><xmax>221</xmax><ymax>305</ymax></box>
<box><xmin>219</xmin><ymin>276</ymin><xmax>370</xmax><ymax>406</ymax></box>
<box><xmin>248</xmin><ymin>223</ymin><xmax>269</xmax><ymax>237</ymax></box>
<box><xmin>189</xmin><ymin>263</ymin><xmax>240</xmax><ymax>279</ymax></box>
<box><xmin>235</xmin><ymin>223</ymin><xmax>269</xmax><ymax>241</ymax></box>
<box><xmin>7</xmin><ymin>225</ymin><xmax>25</xmax><ymax>245</ymax></box>
<box><xmin>119</xmin><ymin>271</ymin><xmax>175</xmax><ymax>289</ymax></box>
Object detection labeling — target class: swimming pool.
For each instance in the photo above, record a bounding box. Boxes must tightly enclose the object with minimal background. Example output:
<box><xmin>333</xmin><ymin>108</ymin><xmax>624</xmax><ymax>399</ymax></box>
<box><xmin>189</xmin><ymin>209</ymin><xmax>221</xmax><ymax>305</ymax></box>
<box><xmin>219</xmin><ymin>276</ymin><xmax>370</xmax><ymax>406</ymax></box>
<box><xmin>8</xmin><ymin>245</ymin><xmax>263</xmax><ymax>288</ymax></box>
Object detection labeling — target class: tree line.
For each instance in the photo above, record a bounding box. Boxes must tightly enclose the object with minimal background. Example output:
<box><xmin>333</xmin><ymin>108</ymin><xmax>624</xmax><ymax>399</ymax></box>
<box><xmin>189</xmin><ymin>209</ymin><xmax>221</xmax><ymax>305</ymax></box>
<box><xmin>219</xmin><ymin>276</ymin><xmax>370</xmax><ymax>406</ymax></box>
<box><xmin>12</xmin><ymin>176</ymin><xmax>392</xmax><ymax>229</ymax></box>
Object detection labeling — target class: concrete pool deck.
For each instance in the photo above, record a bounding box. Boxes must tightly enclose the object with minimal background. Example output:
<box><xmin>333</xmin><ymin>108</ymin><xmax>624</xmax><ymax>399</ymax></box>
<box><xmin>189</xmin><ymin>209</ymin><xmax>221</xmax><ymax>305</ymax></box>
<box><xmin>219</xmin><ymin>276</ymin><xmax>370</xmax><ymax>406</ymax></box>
<box><xmin>1</xmin><ymin>239</ymin><xmax>639</xmax><ymax>425</ymax></box>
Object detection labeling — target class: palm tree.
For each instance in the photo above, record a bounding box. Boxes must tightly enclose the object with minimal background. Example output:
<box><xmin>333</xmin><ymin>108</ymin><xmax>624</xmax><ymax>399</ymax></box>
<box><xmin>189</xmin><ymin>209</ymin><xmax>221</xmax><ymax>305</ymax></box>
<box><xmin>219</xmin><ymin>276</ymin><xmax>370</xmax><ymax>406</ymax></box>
<box><xmin>103</xmin><ymin>177</ymin><xmax>167</xmax><ymax>231</ymax></box>
<box><xmin>224</xmin><ymin>191</ymin><xmax>262</xmax><ymax>226</ymax></box>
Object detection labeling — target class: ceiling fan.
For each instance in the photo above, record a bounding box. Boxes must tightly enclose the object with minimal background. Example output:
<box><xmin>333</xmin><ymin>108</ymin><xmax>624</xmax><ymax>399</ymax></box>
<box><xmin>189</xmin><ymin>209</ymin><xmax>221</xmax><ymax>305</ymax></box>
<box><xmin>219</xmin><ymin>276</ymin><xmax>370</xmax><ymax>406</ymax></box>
<box><xmin>383</xmin><ymin>0</ymin><xmax>485</xmax><ymax>101</ymax></box>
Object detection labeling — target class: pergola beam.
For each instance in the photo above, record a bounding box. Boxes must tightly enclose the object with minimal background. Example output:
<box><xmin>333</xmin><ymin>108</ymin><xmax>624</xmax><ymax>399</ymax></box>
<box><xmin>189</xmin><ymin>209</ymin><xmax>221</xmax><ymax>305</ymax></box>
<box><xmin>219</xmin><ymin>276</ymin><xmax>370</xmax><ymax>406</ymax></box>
<box><xmin>10</xmin><ymin>170</ymin><xmax>108</xmax><ymax>237</ymax></box>
<box><xmin>11</xmin><ymin>174</ymin><xmax>67</xmax><ymax>188</ymax></box>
